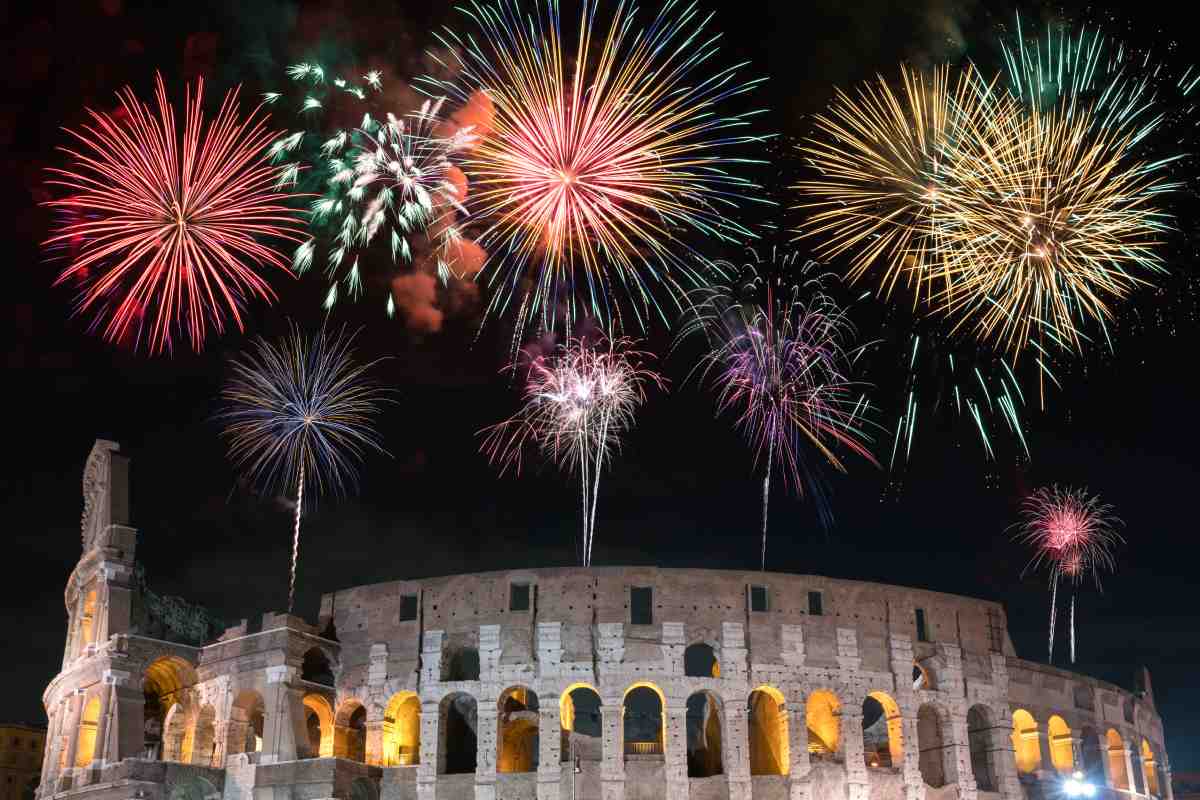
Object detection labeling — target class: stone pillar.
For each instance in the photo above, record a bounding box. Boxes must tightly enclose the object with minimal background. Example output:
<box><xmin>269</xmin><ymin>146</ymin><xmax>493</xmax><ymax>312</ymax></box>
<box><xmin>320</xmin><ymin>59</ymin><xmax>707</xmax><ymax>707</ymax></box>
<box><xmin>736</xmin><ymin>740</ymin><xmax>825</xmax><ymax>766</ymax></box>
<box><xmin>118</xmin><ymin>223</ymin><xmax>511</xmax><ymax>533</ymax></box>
<box><xmin>90</xmin><ymin>681</ymin><xmax>116</xmax><ymax>768</ymax></box>
<box><xmin>899</xmin><ymin>710</ymin><xmax>925</xmax><ymax>800</ymax></box>
<box><xmin>600</xmin><ymin>700</ymin><xmax>625</xmax><ymax>800</ymax></box>
<box><xmin>1163</xmin><ymin>757</ymin><xmax>1175</xmax><ymax>800</ymax></box>
<box><xmin>538</xmin><ymin>707</ymin><xmax>562</xmax><ymax>800</ymax></box>
<box><xmin>1096</xmin><ymin>731</ymin><xmax>1115</xmax><ymax>789</ymax></box>
<box><xmin>416</xmin><ymin>701</ymin><xmax>439</xmax><ymax>800</ymax></box>
<box><xmin>61</xmin><ymin>693</ymin><xmax>82</xmax><ymax>776</ymax></box>
<box><xmin>990</xmin><ymin>707</ymin><xmax>1022</xmax><ymax>800</ymax></box>
<box><xmin>41</xmin><ymin>702</ymin><xmax>66</xmax><ymax>794</ymax></box>
<box><xmin>1035</xmin><ymin>726</ymin><xmax>1054</xmax><ymax>779</ymax></box>
<box><xmin>841</xmin><ymin>704</ymin><xmax>870</xmax><ymax>800</ymax></box>
<box><xmin>260</xmin><ymin>665</ymin><xmax>302</xmax><ymax>763</ymax></box>
<box><xmin>1122</xmin><ymin>747</ymin><xmax>1139</xmax><ymax>797</ymax></box>
<box><xmin>723</xmin><ymin>698</ymin><xmax>750</xmax><ymax>800</ymax></box>
<box><xmin>476</xmin><ymin>700</ymin><xmax>499</xmax><ymax>800</ymax></box>
<box><xmin>948</xmin><ymin>711</ymin><xmax>979</xmax><ymax>800</ymax></box>
<box><xmin>365</xmin><ymin>717</ymin><xmax>384</xmax><ymax>766</ymax></box>
<box><xmin>786</xmin><ymin>688</ymin><xmax>812</xmax><ymax>800</ymax></box>
<box><xmin>721</xmin><ymin>623</ymin><xmax>748</xmax><ymax>684</ymax></box>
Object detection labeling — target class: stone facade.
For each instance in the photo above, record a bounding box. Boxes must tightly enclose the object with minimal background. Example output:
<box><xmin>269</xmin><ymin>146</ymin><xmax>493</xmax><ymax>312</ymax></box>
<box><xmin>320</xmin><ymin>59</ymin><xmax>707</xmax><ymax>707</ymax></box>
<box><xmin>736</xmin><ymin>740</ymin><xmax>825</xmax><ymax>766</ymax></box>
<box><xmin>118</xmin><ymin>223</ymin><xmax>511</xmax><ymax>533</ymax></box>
<box><xmin>40</xmin><ymin>442</ymin><xmax>1173</xmax><ymax>800</ymax></box>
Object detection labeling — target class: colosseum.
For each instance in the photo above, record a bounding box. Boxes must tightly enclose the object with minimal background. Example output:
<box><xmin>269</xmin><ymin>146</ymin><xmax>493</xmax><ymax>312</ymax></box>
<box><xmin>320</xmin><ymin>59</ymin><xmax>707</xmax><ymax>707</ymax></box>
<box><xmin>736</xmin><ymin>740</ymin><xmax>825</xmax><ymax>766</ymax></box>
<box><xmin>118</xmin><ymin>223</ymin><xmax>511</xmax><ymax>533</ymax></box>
<box><xmin>38</xmin><ymin>441</ymin><xmax>1173</xmax><ymax>800</ymax></box>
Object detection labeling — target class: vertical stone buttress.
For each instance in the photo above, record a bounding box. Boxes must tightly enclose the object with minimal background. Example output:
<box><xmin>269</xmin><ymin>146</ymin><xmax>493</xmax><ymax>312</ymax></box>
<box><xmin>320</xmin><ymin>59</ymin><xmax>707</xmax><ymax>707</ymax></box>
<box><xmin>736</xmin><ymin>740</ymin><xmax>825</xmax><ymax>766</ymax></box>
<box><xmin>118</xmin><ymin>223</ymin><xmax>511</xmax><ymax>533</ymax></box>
<box><xmin>365</xmin><ymin>642</ymin><xmax>388</xmax><ymax>765</ymax></box>
<box><xmin>476</xmin><ymin>623</ymin><xmax>503</xmax><ymax>800</ymax></box>
<box><xmin>598</xmin><ymin>622</ymin><xmax>625</xmax><ymax>800</ymax></box>
<box><xmin>664</xmin><ymin>692</ymin><xmax>690</xmax><ymax>800</ymax></box>
<box><xmin>537</xmin><ymin>622</ymin><xmax>564</xmax><ymax>800</ymax></box>
<box><xmin>786</xmin><ymin>685</ymin><xmax>812</xmax><ymax>800</ymax></box>
<box><xmin>723</xmin><ymin>620</ymin><xmax>750</xmax><ymax>800</ymax></box>
<box><xmin>987</xmin><ymin>655</ymin><xmax>1022</xmax><ymax>800</ymax></box>
<box><xmin>838</xmin><ymin>628</ymin><xmax>869</xmax><ymax>800</ymax></box>
<box><xmin>416</xmin><ymin>701</ymin><xmax>439</xmax><ymax>800</ymax></box>
<box><xmin>891</xmin><ymin>635</ymin><xmax>925</xmax><ymax>800</ymax></box>
<box><xmin>939</xmin><ymin>645</ymin><xmax>979</xmax><ymax>800</ymax></box>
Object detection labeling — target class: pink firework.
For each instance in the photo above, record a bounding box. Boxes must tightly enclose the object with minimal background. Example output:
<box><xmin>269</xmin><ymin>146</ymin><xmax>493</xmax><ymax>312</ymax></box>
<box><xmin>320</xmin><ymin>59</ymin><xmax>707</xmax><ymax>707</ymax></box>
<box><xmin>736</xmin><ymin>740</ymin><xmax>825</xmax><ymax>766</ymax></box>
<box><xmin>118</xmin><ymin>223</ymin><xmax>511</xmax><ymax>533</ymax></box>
<box><xmin>1013</xmin><ymin>485</ymin><xmax>1123</xmax><ymax>663</ymax></box>
<box><xmin>44</xmin><ymin>74</ymin><xmax>306</xmax><ymax>354</ymax></box>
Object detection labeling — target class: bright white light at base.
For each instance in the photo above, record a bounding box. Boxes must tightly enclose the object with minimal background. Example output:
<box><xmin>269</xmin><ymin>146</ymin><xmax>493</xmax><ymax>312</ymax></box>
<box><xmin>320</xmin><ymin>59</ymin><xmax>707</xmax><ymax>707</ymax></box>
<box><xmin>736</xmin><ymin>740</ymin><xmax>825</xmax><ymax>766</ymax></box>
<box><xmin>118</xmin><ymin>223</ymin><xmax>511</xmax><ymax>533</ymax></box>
<box><xmin>1063</xmin><ymin>777</ymin><xmax>1096</xmax><ymax>797</ymax></box>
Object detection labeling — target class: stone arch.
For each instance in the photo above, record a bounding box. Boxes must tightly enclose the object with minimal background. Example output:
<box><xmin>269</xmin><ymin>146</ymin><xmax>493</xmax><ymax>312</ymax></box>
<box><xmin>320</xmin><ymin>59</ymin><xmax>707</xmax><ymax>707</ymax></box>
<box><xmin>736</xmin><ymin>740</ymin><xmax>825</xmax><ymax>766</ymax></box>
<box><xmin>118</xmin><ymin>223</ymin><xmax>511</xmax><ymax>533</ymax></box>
<box><xmin>497</xmin><ymin>687</ymin><xmax>539</xmax><ymax>773</ymax></box>
<box><xmin>684</xmin><ymin>643</ymin><xmax>720</xmax><ymax>678</ymax></box>
<box><xmin>162</xmin><ymin>702</ymin><xmax>194</xmax><ymax>763</ymax></box>
<box><xmin>443</xmin><ymin>647</ymin><xmax>480</xmax><ymax>682</ymax></box>
<box><xmin>748</xmin><ymin>686</ymin><xmax>789</xmax><ymax>776</ymax></box>
<box><xmin>1079</xmin><ymin>726</ymin><xmax>1103</xmax><ymax>784</ymax></box>
<box><xmin>623</xmin><ymin>682</ymin><xmax>665</xmax><ymax>759</ymax></box>
<box><xmin>1047</xmin><ymin>715</ymin><xmax>1074</xmax><ymax>774</ymax></box>
<box><xmin>192</xmin><ymin>705</ymin><xmax>217</xmax><ymax>767</ymax></box>
<box><xmin>966</xmin><ymin>705</ymin><xmax>997</xmax><ymax>792</ymax></box>
<box><xmin>560</xmin><ymin>684</ymin><xmax>602</xmax><ymax>763</ymax></box>
<box><xmin>144</xmin><ymin>656</ymin><xmax>197</xmax><ymax>761</ymax></box>
<box><xmin>303</xmin><ymin>694</ymin><xmax>334</xmax><ymax>758</ymax></box>
<box><xmin>301</xmin><ymin>647</ymin><xmax>335</xmax><ymax>687</ymax></box>
<box><xmin>917</xmin><ymin>704</ymin><xmax>951</xmax><ymax>788</ymax></box>
<box><xmin>230</xmin><ymin>690</ymin><xmax>265</xmax><ymax>756</ymax></box>
<box><xmin>382</xmin><ymin>691</ymin><xmax>420</xmax><ymax>766</ymax></box>
<box><xmin>74</xmin><ymin>695</ymin><xmax>101</xmax><ymax>767</ymax></box>
<box><xmin>806</xmin><ymin>690</ymin><xmax>841</xmax><ymax>757</ymax></box>
<box><xmin>439</xmin><ymin>692</ymin><xmax>478</xmax><ymax>775</ymax></box>
<box><xmin>336</xmin><ymin>699</ymin><xmax>367</xmax><ymax>762</ymax></box>
<box><xmin>686</xmin><ymin>691</ymin><xmax>723</xmax><ymax>778</ymax></box>
<box><xmin>863</xmin><ymin>691</ymin><xmax>902</xmax><ymax>768</ymax></box>
<box><xmin>1141</xmin><ymin>739</ymin><xmax>1159</xmax><ymax>796</ymax></box>
<box><xmin>166</xmin><ymin>776</ymin><xmax>220</xmax><ymax>800</ymax></box>
<box><xmin>1011</xmin><ymin>709</ymin><xmax>1040</xmax><ymax>774</ymax></box>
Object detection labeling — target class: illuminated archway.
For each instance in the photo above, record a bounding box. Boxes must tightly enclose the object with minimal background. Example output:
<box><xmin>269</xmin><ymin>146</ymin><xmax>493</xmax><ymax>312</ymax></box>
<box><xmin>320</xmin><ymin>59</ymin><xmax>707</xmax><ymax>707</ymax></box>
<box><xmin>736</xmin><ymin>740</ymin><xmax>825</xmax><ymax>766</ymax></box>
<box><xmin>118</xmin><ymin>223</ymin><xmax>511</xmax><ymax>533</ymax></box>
<box><xmin>863</xmin><ymin>692</ymin><xmax>903</xmax><ymax>768</ymax></box>
<box><xmin>1106</xmin><ymin>730</ymin><xmax>1130</xmax><ymax>790</ymax></box>
<box><xmin>560</xmin><ymin>684</ymin><xmax>602</xmax><ymax>763</ymax></box>
<box><xmin>686</xmin><ymin>691</ymin><xmax>723</xmax><ymax>777</ymax></box>
<box><xmin>623</xmin><ymin>682</ymin><xmax>665</xmax><ymax>759</ymax></box>
<box><xmin>748</xmin><ymin>686</ymin><xmax>788</xmax><ymax>776</ymax></box>
<box><xmin>1047</xmin><ymin>715</ymin><xmax>1074</xmax><ymax>774</ymax></box>
<box><xmin>967</xmin><ymin>705</ymin><xmax>997</xmax><ymax>792</ymax></box>
<box><xmin>162</xmin><ymin>702</ymin><xmax>193</xmax><ymax>763</ymax></box>
<box><xmin>230</xmin><ymin>690</ymin><xmax>264</xmax><ymax>755</ymax></box>
<box><xmin>336</xmin><ymin>700</ymin><xmax>367</xmax><ymax>762</ymax></box>
<box><xmin>192</xmin><ymin>705</ymin><xmax>216</xmax><ymax>766</ymax></box>
<box><xmin>1011</xmin><ymin>709</ymin><xmax>1040</xmax><ymax>774</ymax></box>
<box><xmin>1142</xmin><ymin>739</ymin><xmax>1159</xmax><ymax>796</ymax></box>
<box><xmin>74</xmin><ymin>695</ymin><xmax>101</xmax><ymax>767</ymax></box>
<box><xmin>382</xmin><ymin>692</ymin><xmax>420</xmax><ymax>766</ymax></box>
<box><xmin>684</xmin><ymin>644</ymin><xmax>720</xmax><ymax>678</ymax></box>
<box><xmin>144</xmin><ymin>656</ymin><xmax>197</xmax><ymax>761</ymax></box>
<box><xmin>806</xmin><ymin>690</ymin><xmax>841</xmax><ymax>756</ymax></box>
<box><xmin>917</xmin><ymin>704</ymin><xmax>947</xmax><ymax>787</ymax></box>
<box><xmin>497</xmin><ymin>687</ymin><xmax>539</xmax><ymax>773</ymax></box>
<box><xmin>303</xmin><ymin>694</ymin><xmax>334</xmax><ymax>758</ymax></box>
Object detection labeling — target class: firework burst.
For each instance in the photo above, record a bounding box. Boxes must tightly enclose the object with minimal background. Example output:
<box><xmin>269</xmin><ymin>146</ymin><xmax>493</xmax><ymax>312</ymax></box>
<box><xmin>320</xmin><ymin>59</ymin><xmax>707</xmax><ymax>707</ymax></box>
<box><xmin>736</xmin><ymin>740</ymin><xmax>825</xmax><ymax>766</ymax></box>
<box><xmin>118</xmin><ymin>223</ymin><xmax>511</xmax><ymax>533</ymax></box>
<box><xmin>218</xmin><ymin>324</ymin><xmax>389</xmax><ymax>612</ymax></box>
<box><xmin>1013</xmin><ymin>485</ymin><xmax>1123</xmax><ymax>662</ymax></box>
<box><xmin>44</xmin><ymin>74</ymin><xmax>306</xmax><ymax>354</ymax></box>
<box><xmin>422</xmin><ymin>0</ymin><xmax>768</xmax><ymax>338</ymax></box>
<box><xmin>481</xmin><ymin>336</ymin><xmax>665</xmax><ymax>566</ymax></box>
<box><xmin>678</xmin><ymin>252</ymin><xmax>877</xmax><ymax>568</ymax></box>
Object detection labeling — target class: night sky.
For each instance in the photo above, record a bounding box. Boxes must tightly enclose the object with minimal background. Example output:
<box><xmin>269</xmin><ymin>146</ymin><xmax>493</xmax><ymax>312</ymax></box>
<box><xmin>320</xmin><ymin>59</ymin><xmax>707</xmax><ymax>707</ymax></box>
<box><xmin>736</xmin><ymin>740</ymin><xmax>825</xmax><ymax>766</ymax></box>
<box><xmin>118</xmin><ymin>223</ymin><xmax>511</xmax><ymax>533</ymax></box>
<box><xmin>3</xmin><ymin>0</ymin><xmax>1199</xmax><ymax>772</ymax></box>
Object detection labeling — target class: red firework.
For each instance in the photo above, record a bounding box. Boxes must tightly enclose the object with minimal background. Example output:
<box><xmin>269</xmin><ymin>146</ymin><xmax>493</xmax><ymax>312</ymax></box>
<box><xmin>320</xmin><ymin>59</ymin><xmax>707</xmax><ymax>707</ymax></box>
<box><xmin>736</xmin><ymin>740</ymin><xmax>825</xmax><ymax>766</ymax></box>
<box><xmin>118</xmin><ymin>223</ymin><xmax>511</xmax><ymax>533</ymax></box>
<box><xmin>1015</xmin><ymin>485</ymin><xmax>1122</xmax><ymax>586</ymax></box>
<box><xmin>44</xmin><ymin>74</ymin><xmax>306</xmax><ymax>354</ymax></box>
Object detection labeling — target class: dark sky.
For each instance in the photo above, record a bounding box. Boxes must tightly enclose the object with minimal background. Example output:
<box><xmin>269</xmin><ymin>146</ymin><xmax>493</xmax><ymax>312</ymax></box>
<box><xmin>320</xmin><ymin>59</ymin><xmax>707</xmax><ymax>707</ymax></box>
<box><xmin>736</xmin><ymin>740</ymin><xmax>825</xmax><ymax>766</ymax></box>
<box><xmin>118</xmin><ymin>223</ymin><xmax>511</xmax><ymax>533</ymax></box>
<box><xmin>3</xmin><ymin>0</ymin><xmax>1198</xmax><ymax>772</ymax></box>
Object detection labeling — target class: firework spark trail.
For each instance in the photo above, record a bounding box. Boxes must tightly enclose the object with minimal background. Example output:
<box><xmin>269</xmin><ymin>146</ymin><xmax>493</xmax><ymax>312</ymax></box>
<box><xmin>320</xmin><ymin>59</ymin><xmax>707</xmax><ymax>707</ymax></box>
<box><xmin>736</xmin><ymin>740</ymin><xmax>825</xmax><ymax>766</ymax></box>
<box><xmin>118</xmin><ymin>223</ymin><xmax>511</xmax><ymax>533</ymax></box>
<box><xmin>481</xmin><ymin>336</ymin><xmax>665</xmax><ymax>566</ymax></box>
<box><xmin>678</xmin><ymin>254</ymin><xmax>878</xmax><ymax>568</ymax></box>
<box><xmin>270</xmin><ymin>68</ymin><xmax>476</xmax><ymax>314</ymax></box>
<box><xmin>218</xmin><ymin>324</ymin><xmax>389</xmax><ymax>612</ymax></box>
<box><xmin>421</xmin><ymin>0</ymin><xmax>769</xmax><ymax>339</ymax></box>
<box><xmin>1012</xmin><ymin>485</ymin><xmax>1123</xmax><ymax>663</ymax></box>
<box><xmin>44</xmin><ymin>74</ymin><xmax>306</xmax><ymax>354</ymax></box>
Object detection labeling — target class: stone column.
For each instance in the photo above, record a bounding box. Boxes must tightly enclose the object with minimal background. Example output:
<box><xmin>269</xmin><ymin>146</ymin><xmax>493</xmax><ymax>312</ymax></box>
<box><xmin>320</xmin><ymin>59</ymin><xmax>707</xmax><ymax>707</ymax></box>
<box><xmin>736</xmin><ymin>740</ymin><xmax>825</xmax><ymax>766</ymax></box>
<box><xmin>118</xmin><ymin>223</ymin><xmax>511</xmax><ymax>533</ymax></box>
<box><xmin>990</xmin><ymin>707</ymin><xmax>1022</xmax><ymax>800</ymax></box>
<box><xmin>476</xmin><ymin>701</ymin><xmax>499</xmax><ymax>800</ymax></box>
<box><xmin>841</xmin><ymin>704</ymin><xmax>870</xmax><ymax>800</ymax></box>
<box><xmin>260</xmin><ymin>665</ymin><xmax>302</xmax><ymax>763</ymax></box>
<box><xmin>664</xmin><ymin>695</ymin><xmax>690</xmax><ymax>798</ymax></box>
<box><xmin>1122</xmin><ymin>747</ymin><xmax>1139</xmax><ymax>797</ymax></box>
<box><xmin>60</xmin><ymin>693</ymin><xmax>82</xmax><ymax>777</ymax></box>
<box><xmin>416</xmin><ymin>701</ymin><xmax>439</xmax><ymax>800</ymax></box>
<box><xmin>786</xmin><ymin>688</ymin><xmax>812</xmax><ymax>800</ymax></box>
<box><xmin>1035</xmin><ymin>726</ymin><xmax>1054</xmax><ymax>779</ymax></box>
<box><xmin>40</xmin><ymin>702</ymin><xmax>66</xmax><ymax>794</ymax></box>
<box><xmin>365</xmin><ymin>718</ymin><xmax>384</xmax><ymax>765</ymax></box>
<box><xmin>538</xmin><ymin>707</ymin><xmax>562</xmax><ymax>800</ymax></box>
<box><xmin>948</xmin><ymin>711</ymin><xmax>979</xmax><ymax>800</ymax></box>
<box><xmin>1096</xmin><ymin>731</ymin><xmax>1115</xmax><ymax>789</ymax></box>
<box><xmin>89</xmin><ymin>682</ymin><xmax>116</xmax><ymax>769</ymax></box>
<box><xmin>723</xmin><ymin>697</ymin><xmax>750</xmax><ymax>800</ymax></box>
<box><xmin>600</xmin><ymin>700</ymin><xmax>625</xmax><ymax>800</ymax></box>
<box><xmin>899</xmin><ymin>710</ymin><xmax>925</xmax><ymax>800</ymax></box>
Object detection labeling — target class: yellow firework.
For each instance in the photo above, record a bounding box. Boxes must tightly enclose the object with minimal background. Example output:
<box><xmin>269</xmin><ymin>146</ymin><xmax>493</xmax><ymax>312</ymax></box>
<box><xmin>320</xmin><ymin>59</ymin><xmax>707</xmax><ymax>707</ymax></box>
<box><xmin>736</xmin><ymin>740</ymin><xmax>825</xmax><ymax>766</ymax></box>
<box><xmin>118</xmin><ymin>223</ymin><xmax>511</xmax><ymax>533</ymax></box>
<box><xmin>793</xmin><ymin>65</ymin><xmax>998</xmax><ymax>303</ymax></box>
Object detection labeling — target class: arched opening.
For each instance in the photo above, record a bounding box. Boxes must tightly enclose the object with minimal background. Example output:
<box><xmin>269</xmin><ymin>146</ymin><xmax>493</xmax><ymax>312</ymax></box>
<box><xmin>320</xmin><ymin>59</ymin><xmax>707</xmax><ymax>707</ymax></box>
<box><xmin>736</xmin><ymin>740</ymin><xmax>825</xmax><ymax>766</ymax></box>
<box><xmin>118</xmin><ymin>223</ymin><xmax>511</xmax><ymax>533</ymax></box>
<box><xmin>497</xmin><ymin>687</ymin><xmax>539</xmax><ymax>773</ymax></box>
<box><xmin>967</xmin><ymin>705</ymin><xmax>997</xmax><ymax>792</ymax></box>
<box><xmin>913</xmin><ymin>662</ymin><xmax>932</xmax><ymax>691</ymax></box>
<box><xmin>623</xmin><ymin>683</ymin><xmax>665</xmax><ymax>759</ymax></box>
<box><xmin>686</xmin><ymin>692</ymin><xmax>723</xmax><ymax>778</ymax></box>
<box><xmin>1011</xmin><ymin>710</ymin><xmax>1040</xmax><ymax>774</ymax></box>
<box><xmin>917</xmin><ymin>704</ymin><xmax>947</xmax><ymax>788</ymax></box>
<box><xmin>444</xmin><ymin>648</ymin><xmax>480</xmax><ymax>682</ymax></box>
<box><xmin>336</xmin><ymin>701</ymin><xmax>367</xmax><ymax>763</ymax></box>
<box><xmin>684</xmin><ymin>644</ymin><xmax>720</xmax><ymax>678</ymax></box>
<box><xmin>74</xmin><ymin>696</ymin><xmax>101</xmax><ymax>767</ymax></box>
<box><xmin>1079</xmin><ymin>727</ymin><xmax>1103</xmax><ymax>785</ymax></box>
<box><xmin>144</xmin><ymin>657</ymin><xmax>197</xmax><ymax>761</ymax></box>
<box><xmin>1142</xmin><ymin>740</ymin><xmax>1159</xmax><ymax>796</ymax></box>
<box><xmin>301</xmin><ymin>648</ymin><xmax>335</xmax><ymax>687</ymax></box>
<box><xmin>560</xmin><ymin>684</ymin><xmax>602</xmax><ymax>764</ymax></box>
<box><xmin>1047</xmin><ymin>715</ymin><xmax>1074</xmax><ymax>774</ymax></box>
<box><xmin>192</xmin><ymin>706</ymin><xmax>216</xmax><ymax>766</ymax></box>
<box><xmin>382</xmin><ymin>692</ymin><xmax>420</xmax><ymax>766</ymax></box>
<box><xmin>748</xmin><ymin>686</ymin><xmax>789</xmax><ymax>776</ymax></box>
<box><xmin>439</xmin><ymin>693</ymin><xmax>478</xmax><ymax>775</ymax></box>
<box><xmin>863</xmin><ymin>692</ymin><xmax>902</xmax><ymax>768</ymax></box>
<box><xmin>79</xmin><ymin>587</ymin><xmax>98</xmax><ymax>652</ymax></box>
<box><xmin>230</xmin><ymin>690</ymin><xmax>265</xmax><ymax>755</ymax></box>
<box><xmin>806</xmin><ymin>690</ymin><xmax>841</xmax><ymax>758</ymax></box>
<box><xmin>303</xmin><ymin>694</ymin><xmax>334</xmax><ymax>758</ymax></box>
